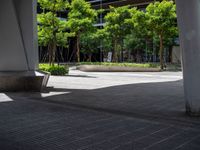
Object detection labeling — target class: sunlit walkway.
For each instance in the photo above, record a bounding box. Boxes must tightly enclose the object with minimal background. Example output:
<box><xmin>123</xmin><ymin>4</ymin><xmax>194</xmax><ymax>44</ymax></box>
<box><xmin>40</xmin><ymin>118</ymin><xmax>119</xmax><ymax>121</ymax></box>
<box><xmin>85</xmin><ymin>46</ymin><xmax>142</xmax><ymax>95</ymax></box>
<box><xmin>1</xmin><ymin>70</ymin><xmax>200</xmax><ymax>150</ymax></box>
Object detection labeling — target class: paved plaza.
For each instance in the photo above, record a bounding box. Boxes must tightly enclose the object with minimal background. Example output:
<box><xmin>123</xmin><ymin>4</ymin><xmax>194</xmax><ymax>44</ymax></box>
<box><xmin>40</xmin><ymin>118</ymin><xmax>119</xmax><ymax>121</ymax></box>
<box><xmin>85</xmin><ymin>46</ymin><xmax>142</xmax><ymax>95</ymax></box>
<box><xmin>1</xmin><ymin>70</ymin><xmax>200</xmax><ymax>150</ymax></box>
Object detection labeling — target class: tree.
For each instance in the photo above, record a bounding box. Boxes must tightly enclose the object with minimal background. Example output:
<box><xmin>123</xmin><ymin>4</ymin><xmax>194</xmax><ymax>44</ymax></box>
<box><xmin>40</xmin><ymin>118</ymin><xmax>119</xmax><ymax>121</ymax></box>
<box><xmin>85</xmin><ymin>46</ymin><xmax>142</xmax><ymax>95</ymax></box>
<box><xmin>80</xmin><ymin>28</ymin><xmax>112</xmax><ymax>62</ymax></box>
<box><xmin>124</xmin><ymin>33</ymin><xmax>146</xmax><ymax>62</ymax></box>
<box><xmin>96</xmin><ymin>29</ymin><xmax>112</xmax><ymax>61</ymax></box>
<box><xmin>67</xmin><ymin>0</ymin><xmax>97</xmax><ymax>62</ymax></box>
<box><xmin>104</xmin><ymin>6</ymin><xmax>132</xmax><ymax>62</ymax></box>
<box><xmin>38</xmin><ymin>0</ymin><xmax>69</xmax><ymax>65</ymax></box>
<box><xmin>80</xmin><ymin>31</ymin><xmax>98</xmax><ymax>62</ymax></box>
<box><xmin>146</xmin><ymin>0</ymin><xmax>177</xmax><ymax>69</ymax></box>
<box><xmin>125</xmin><ymin>8</ymin><xmax>148</xmax><ymax>62</ymax></box>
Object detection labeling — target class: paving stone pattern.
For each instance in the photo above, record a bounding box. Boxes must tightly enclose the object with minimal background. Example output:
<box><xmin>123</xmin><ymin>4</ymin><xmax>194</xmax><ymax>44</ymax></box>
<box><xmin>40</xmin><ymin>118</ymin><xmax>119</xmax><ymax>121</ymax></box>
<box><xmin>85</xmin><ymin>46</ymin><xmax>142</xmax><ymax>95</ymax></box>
<box><xmin>0</xmin><ymin>71</ymin><xmax>200</xmax><ymax>150</ymax></box>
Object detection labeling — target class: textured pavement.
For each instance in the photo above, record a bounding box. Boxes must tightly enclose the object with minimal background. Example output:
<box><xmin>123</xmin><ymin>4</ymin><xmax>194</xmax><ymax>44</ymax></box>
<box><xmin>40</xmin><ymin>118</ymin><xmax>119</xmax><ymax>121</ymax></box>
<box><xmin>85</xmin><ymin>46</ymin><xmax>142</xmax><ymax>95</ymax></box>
<box><xmin>1</xmin><ymin>70</ymin><xmax>200</xmax><ymax>150</ymax></box>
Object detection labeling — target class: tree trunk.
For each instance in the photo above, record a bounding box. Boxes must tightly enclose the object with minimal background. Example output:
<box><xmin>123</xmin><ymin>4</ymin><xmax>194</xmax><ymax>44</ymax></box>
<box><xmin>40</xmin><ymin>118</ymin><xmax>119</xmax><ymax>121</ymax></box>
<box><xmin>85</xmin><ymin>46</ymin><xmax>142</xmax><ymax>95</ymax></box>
<box><xmin>112</xmin><ymin>39</ymin><xmax>118</xmax><ymax>62</ymax></box>
<box><xmin>159</xmin><ymin>34</ymin><xmax>164</xmax><ymax>70</ymax></box>
<box><xmin>120</xmin><ymin>40</ymin><xmax>124</xmax><ymax>62</ymax></box>
<box><xmin>82</xmin><ymin>54</ymin><xmax>86</xmax><ymax>62</ymax></box>
<box><xmin>48</xmin><ymin>42</ymin><xmax>53</xmax><ymax>65</ymax></box>
<box><xmin>52</xmin><ymin>40</ymin><xmax>56</xmax><ymax>66</ymax></box>
<box><xmin>69</xmin><ymin>37</ymin><xmax>77</xmax><ymax>62</ymax></box>
<box><xmin>76</xmin><ymin>33</ymin><xmax>80</xmax><ymax>62</ymax></box>
<box><xmin>50</xmin><ymin>4</ymin><xmax>57</xmax><ymax>66</ymax></box>
<box><xmin>48</xmin><ymin>39</ymin><xmax>56</xmax><ymax>66</ymax></box>
<box><xmin>88</xmin><ymin>54</ymin><xmax>92</xmax><ymax>62</ymax></box>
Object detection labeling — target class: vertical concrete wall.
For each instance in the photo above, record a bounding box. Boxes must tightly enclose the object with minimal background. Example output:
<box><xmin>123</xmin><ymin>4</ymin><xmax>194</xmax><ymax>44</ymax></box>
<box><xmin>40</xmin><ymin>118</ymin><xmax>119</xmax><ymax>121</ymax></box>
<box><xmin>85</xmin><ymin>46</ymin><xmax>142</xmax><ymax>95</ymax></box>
<box><xmin>176</xmin><ymin>0</ymin><xmax>200</xmax><ymax>115</ymax></box>
<box><xmin>0</xmin><ymin>0</ymin><xmax>38</xmax><ymax>71</ymax></box>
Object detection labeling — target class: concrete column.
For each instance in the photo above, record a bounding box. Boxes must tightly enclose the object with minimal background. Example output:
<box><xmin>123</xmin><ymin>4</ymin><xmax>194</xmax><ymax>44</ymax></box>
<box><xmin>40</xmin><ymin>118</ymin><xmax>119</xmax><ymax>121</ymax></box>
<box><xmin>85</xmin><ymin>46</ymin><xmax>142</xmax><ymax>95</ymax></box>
<box><xmin>176</xmin><ymin>0</ymin><xmax>200</xmax><ymax>116</ymax></box>
<box><xmin>0</xmin><ymin>0</ymin><xmax>48</xmax><ymax>91</ymax></box>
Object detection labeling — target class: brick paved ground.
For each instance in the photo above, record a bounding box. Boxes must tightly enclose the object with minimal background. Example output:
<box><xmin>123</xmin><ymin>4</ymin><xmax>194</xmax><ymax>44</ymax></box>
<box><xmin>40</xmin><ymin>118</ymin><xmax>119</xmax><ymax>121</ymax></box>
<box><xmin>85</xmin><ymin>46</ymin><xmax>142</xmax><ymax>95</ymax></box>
<box><xmin>1</xmin><ymin>70</ymin><xmax>200</xmax><ymax>150</ymax></box>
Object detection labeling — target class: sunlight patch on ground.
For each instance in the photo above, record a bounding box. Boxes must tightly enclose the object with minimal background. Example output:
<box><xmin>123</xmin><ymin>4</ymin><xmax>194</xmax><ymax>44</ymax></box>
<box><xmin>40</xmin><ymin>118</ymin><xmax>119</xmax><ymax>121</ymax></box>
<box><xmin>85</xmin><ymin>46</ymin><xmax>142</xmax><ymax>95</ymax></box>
<box><xmin>41</xmin><ymin>92</ymin><xmax>71</xmax><ymax>98</ymax></box>
<box><xmin>48</xmin><ymin>71</ymin><xmax>183</xmax><ymax>90</ymax></box>
<box><xmin>0</xmin><ymin>94</ymin><xmax>13</xmax><ymax>102</ymax></box>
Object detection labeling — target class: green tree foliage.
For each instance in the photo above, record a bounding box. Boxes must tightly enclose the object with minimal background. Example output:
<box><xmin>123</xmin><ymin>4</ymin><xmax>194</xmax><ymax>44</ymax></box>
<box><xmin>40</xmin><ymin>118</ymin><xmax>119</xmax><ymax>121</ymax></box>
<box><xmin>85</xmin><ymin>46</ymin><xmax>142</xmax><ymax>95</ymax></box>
<box><xmin>96</xmin><ymin>29</ymin><xmax>112</xmax><ymax>58</ymax></box>
<box><xmin>146</xmin><ymin>0</ymin><xmax>177</xmax><ymax>69</ymax></box>
<box><xmin>80</xmin><ymin>31</ymin><xmax>98</xmax><ymax>62</ymax></box>
<box><xmin>124</xmin><ymin>8</ymin><xmax>148</xmax><ymax>62</ymax></box>
<box><xmin>104</xmin><ymin>6</ymin><xmax>133</xmax><ymax>62</ymax></box>
<box><xmin>80</xmin><ymin>29</ymin><xmax>112</xmax><ymax>62</ymax></box>
<box><xmin>127</xmin><ymin>8</ymin><xmax>148</xmax><ymax>37</ymax></box>
<box><xmin>67</xmin><ymin>0</ymin><xmax>97</xmax><ymax>62</ymax></box>
<box><xmin>38</xmin><ymin>0</ymin><xmax>70</xmax><ymax>65</ymax></box>
<box><xmin>37</xmin><ymin>0</ymin><xmax>177</xmax><ymax>64</ymax></box>
<box><xmin>124</xmin><ymin>34</ymin><xmax>146</xmax><ymax>62</ymax></box>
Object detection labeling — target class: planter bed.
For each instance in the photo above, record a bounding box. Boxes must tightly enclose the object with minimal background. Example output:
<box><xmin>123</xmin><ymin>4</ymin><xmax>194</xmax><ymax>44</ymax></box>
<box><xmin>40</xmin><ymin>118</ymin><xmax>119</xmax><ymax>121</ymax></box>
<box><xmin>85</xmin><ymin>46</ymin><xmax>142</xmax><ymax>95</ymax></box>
<box><xmin>77</xmin><ymin>65</ymin><xmax>161</xmax><ymax>72</ymax></box>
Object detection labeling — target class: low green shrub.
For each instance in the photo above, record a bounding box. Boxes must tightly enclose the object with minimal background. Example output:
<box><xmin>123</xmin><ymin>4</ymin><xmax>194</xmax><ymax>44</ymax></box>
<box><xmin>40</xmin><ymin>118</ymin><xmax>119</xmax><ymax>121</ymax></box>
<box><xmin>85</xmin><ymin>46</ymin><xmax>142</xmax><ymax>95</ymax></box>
<box><xmin>77</xmin><ymin>62</ymin><xmax>160</xmax><ymax>68</ymax></box>
<box><xmin>39</xmin><ymin>64</ymin><xmax>69</xmax><ymax>76</ymax></box>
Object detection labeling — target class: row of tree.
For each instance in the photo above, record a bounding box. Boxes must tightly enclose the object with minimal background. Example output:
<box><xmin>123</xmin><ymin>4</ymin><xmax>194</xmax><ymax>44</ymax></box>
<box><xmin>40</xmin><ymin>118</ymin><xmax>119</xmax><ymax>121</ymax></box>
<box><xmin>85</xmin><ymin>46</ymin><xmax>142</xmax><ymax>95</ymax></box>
<box><xmin>38</xmin><ymin>0</ymin><xmax>177</xmax><ymax>69</ymax></box>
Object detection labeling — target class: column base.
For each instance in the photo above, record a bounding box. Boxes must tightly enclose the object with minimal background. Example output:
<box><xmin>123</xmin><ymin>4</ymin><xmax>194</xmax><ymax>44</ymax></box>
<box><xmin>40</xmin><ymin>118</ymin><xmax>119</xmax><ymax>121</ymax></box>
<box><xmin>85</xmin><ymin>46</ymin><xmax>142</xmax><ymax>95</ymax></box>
<box><xmin>186</xmin><ymin>105</ymin><xmax>200</xmax><ymax>117</ymax></box>
<box><xmin>0</xmin><ymin>71</ymin><xmax>49</xmax><ymax>92</ymax></box>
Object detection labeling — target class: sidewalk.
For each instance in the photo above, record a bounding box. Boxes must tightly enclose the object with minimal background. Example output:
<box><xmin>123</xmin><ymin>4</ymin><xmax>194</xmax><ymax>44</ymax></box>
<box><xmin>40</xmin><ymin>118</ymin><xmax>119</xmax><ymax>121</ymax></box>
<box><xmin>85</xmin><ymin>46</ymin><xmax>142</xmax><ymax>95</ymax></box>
<box><xmin>1</xmin><ymin>71</ymin><xmax>200</xmax><ymax>150</ymax></box>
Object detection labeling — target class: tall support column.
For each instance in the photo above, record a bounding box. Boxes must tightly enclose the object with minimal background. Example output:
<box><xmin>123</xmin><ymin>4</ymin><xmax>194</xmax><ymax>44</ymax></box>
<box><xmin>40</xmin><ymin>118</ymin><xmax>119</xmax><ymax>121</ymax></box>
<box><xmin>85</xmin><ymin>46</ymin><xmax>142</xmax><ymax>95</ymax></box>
<box><xmin>176</xmin><ymin>0</ymin><xmax>200</xmax><ymax>115</ymax></box>
<box><xmin>0</xmin><ymin>0</ymin><xmax>48</xmax><ymax>91</ymax></box>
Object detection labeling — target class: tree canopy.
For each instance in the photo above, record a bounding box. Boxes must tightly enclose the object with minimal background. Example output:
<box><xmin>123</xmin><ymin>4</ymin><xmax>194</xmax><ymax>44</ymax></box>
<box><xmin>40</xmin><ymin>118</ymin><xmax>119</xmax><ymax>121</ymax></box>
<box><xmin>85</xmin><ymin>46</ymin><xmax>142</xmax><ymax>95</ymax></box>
<box><xmin>146</xmin><ymin>0</ymin><xmax>177</xmax><ymax>69</ymax></box>
<box><xmin>104</xmin><ymin>6</ymin><xmax>133</xmax><ymax>62</ymax></box>
<box><xmin>67</xmin><ymin>0</ymin><xmax>97</xmax><ymax>62</ymax></box>
<box><xmin>38</xmin><ymin>0</ymin><xmax>70</xmax><ymax>65</ymax></box>
<box><xmin>37</xmin><ymin>0</ymin><xmax>178</xmax><ymax>66</ymax></box>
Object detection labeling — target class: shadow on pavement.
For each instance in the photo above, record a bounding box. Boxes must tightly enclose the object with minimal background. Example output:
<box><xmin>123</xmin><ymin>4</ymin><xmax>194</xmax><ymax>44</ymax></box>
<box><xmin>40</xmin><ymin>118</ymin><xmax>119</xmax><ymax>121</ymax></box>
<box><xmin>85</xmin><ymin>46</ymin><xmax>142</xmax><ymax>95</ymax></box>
<box><xmin>1</xmin><ymin>79</ymin><xmax>200</xmax><ymax>150</ymax></box>
<box><xmin>6</xmin><ymin>79</ymin><xmax>200</xmax><ymax>127</ymax></box>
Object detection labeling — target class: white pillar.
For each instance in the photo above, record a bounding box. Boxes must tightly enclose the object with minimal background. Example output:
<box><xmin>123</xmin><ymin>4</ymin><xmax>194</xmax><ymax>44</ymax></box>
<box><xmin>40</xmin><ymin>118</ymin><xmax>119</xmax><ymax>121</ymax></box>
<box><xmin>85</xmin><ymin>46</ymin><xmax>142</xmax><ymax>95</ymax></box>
<box><xmin>176</xmin><ymin>0</ymin><xmax>200</xmax><ymax>115</ymax></box>
<box><xmin>0</xmin><ymin>0</ymin><xmax>38</xmax><ymax>71</ymax></box>
<box><xmin>0</xmin><ymin>0</ymin><xmax>48</xmax><ymax>91</ymax></box>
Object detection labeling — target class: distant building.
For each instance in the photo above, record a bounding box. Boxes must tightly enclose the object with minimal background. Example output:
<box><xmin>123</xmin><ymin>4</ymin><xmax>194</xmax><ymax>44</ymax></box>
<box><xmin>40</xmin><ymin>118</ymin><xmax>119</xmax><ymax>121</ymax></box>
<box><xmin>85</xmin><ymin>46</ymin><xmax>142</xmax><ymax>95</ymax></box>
<box><xmin>88</xmin><ymin>0</ymin><xmax>159</xmax><ymax>27</ymax></box>
<box><xmin>89</xmin><ymin>0</ymin><xmax>156</xmax><ymax>9</ymax></box>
